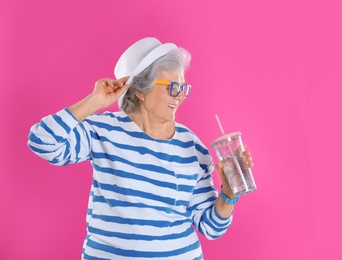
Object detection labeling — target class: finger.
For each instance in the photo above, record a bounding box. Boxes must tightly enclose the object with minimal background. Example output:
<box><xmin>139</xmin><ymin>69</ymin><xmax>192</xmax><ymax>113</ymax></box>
<box><xmin>114</xmin><ymin>83</ymin><xmax>129</xmax><ymax>97</ymax></box>
<box><xmin>215</xmin><ymin>161</ymin><xmax>223</xmax><ymax>171</ymax></box>
<box><xmin>110</xmin><ymin>77</ymin><xmax>130</xmax><ymax>90</ymax></box>
<box><xmin>245</xmin><ymin>153</ymin><xmax>253</xmax><ymax>167</ymax></box>
<box><xmin>98</xmin><ymin>80</ymin><xmax>104</xmax><ymax>87</ymax></box>
<box><xmin>247</xmin><ymin>161</ymin><xmax>254</xmax><ymax>168</ymax></box>
<box><xmin>104</xmin><ymin>79</ymin><xmax>112</xmax><ymax>86</ymax></box>
<box><xmin>243</xmin><ymin>150</ymin><xmax>251</xmax><ymax>157</ymax></box>
<box><xmin>119</xmin><ymin>76</ymin><xmax>130</xmax><ymax>83</ymax></box>
<box><xmin>116</xmin><ymin>76</ymin><xmax>130</xmax><ymax>87</ymax></box>
<box><xmin>215</xmin><ymin>162</ymin><xmax>226</xmax><ymax>178</ymax></box>
<box><xmin>98</xmin><ymin>79</ymin><xmax>113</xmax><ymax>92</ymax></box>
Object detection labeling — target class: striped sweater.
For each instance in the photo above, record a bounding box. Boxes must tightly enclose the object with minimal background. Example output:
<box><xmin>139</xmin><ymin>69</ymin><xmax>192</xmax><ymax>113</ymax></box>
<box><xmin>28</xmin><ymin>108</ymin><xmax>232</xmax><ymax>260</ymax></box>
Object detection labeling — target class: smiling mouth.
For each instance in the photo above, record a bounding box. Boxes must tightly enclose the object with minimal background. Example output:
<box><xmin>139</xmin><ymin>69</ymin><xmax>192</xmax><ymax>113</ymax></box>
<box><xmin>168</xmin><ymin>104</ymin><xmax>177</xmax><ymax>109</ymax></box>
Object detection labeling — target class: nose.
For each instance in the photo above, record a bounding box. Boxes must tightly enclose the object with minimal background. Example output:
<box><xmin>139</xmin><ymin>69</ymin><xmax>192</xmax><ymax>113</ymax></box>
<box><xmin>175</xmin><ymin>90</ymin><xmax>185</xmax><ymax>100</ymax></box>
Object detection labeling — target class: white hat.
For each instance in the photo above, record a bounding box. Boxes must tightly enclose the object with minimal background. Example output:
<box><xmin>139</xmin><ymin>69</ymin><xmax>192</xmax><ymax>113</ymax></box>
<box><xmin>114</xmin><ymin>37</ymin><xmax>178</xmax><ymax>108</ymax></box>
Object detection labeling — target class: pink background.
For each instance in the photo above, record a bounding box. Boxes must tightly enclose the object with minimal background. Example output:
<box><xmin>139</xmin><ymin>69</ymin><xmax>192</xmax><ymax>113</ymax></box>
<box><xmin>1</xmin><ymin>0</ymin><xmax>342</xmax><ymax>259</ymax></box>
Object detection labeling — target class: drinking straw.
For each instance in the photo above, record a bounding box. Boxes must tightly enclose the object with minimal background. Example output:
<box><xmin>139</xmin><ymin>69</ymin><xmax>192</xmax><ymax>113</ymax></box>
<box><xmin>215</xmin><ymin>114</ymin><xmax>225</xmax><ymax>135</ymax></box>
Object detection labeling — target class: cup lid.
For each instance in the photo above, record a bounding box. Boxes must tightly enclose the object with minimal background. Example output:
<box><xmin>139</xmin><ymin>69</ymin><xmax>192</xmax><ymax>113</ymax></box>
<box><xmin>210</xmin><ymin>131</ymin><xmax>242</xmax><ymax>146</ymax></box>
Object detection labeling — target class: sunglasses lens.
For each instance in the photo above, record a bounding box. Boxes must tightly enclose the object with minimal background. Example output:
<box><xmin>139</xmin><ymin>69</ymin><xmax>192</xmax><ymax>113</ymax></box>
<box><xmin>182</xmin><ymin>85</ymin><xmax>191</xmax><ymax>97</ymax></box>
<box><xmin>170</xmin><ymin>83</ymin><xmax>181</xmax><ymax>96</ymax></box>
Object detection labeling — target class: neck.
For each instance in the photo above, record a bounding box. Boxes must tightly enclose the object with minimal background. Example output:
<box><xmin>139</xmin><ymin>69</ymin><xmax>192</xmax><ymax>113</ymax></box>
<box><xmin>127</xmin><ymin>110</ymin><xmax>175</xmax><ymax>140</ymax></box>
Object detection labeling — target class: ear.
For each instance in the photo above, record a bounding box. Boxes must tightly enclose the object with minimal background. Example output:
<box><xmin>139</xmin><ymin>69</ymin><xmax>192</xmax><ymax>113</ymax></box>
<box><xmin>135</xmin><ymin>91</ymin><xmax>145</xmax><ymax>101</ymax></box>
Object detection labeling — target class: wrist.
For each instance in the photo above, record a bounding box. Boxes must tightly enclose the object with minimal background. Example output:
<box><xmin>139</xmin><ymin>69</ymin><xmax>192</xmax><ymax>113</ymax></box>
<box><xmin>86</xmin><ymin>93</ymin><xmax>108</xmax><ymax>112</ymax></box>
<box><xmin>221</xmin><ymin>184</ymin><xmax>234</xmax><ymax>200</ymax></box>
<box><xmin>220</xmin><ymin>190</ymin><xmax>239</xmax><ymax>205</ymax></box>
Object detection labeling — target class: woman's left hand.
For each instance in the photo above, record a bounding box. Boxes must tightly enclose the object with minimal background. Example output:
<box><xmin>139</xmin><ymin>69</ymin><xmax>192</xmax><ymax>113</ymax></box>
<box><xmin>216</xmin><ymin>147</ymin><xmax>254</xmax><ymax>199</ymax></box>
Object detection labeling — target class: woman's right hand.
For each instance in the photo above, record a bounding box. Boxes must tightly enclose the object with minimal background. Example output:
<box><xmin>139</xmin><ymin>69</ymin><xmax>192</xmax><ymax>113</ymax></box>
<box><xmin>68</xmin><ymin>76</ymin><xmax>129</xmax><ymax>122</ymax></box>
<box><xmin>92</xmin><ymin>76</ymin><xmax>129</xmax><ymax>109</ymax></box>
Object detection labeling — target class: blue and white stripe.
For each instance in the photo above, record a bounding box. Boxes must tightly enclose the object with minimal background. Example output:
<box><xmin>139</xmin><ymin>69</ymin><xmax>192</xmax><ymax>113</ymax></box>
<box><xmin>28</xmin><ymin>108</ymin><xmax>233</xmax><ymax>259</ymax></box>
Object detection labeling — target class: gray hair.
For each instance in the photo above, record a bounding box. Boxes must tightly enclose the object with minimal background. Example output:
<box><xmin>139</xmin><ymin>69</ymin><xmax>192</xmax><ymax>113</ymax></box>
<box><xmin>120</xmin><ymin>47</ymin><xmax>191</xmax><ymax>113</ymax></box>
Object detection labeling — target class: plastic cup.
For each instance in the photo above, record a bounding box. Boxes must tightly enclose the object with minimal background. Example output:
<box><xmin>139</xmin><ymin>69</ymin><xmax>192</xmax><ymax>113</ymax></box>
<box><xmin>211</xmin><ymin>132</ymin><xmax>257</xmax><ymax>197</ymax></box>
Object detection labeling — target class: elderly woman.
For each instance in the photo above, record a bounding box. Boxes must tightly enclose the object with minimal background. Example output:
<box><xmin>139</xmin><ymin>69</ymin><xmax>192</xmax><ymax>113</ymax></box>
<box><xmin>28</xmin><ymin>37</ymin><xmax>253</xmax><ymax>260</ymax></box>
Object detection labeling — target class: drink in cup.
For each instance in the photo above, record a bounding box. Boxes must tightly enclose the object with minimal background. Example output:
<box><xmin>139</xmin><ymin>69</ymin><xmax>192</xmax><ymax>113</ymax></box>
<box><xmin>211</xmin><ymin>132</ymin><xmax>257</xmax><ymax>197</ymax></box>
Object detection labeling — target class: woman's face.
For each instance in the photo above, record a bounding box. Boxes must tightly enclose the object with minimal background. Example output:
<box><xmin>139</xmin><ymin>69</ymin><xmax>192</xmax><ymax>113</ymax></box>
<box><xmin>140</xmin><ymin>70</ymin><xmax>186</xmax><ymax>123</ymax></box>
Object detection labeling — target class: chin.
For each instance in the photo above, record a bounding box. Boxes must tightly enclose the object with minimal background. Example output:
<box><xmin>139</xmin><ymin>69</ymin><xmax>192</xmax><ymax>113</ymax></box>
<box><xmin>163</xmin><ymin>113</ymin><xmax>176</xmax><ymax>123</ymax></box>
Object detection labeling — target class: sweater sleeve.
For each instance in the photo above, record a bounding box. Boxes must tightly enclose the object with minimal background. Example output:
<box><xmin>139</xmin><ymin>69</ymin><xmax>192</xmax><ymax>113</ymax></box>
<box><xmin>27</xmin><ymin>108</ymin><xmax>92</xmax><ymax>166</ymax></box>
<box><xmin>188</xmin><ymin>147</ymin><xmax>233</xmax><ymax>240</ymax></box>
